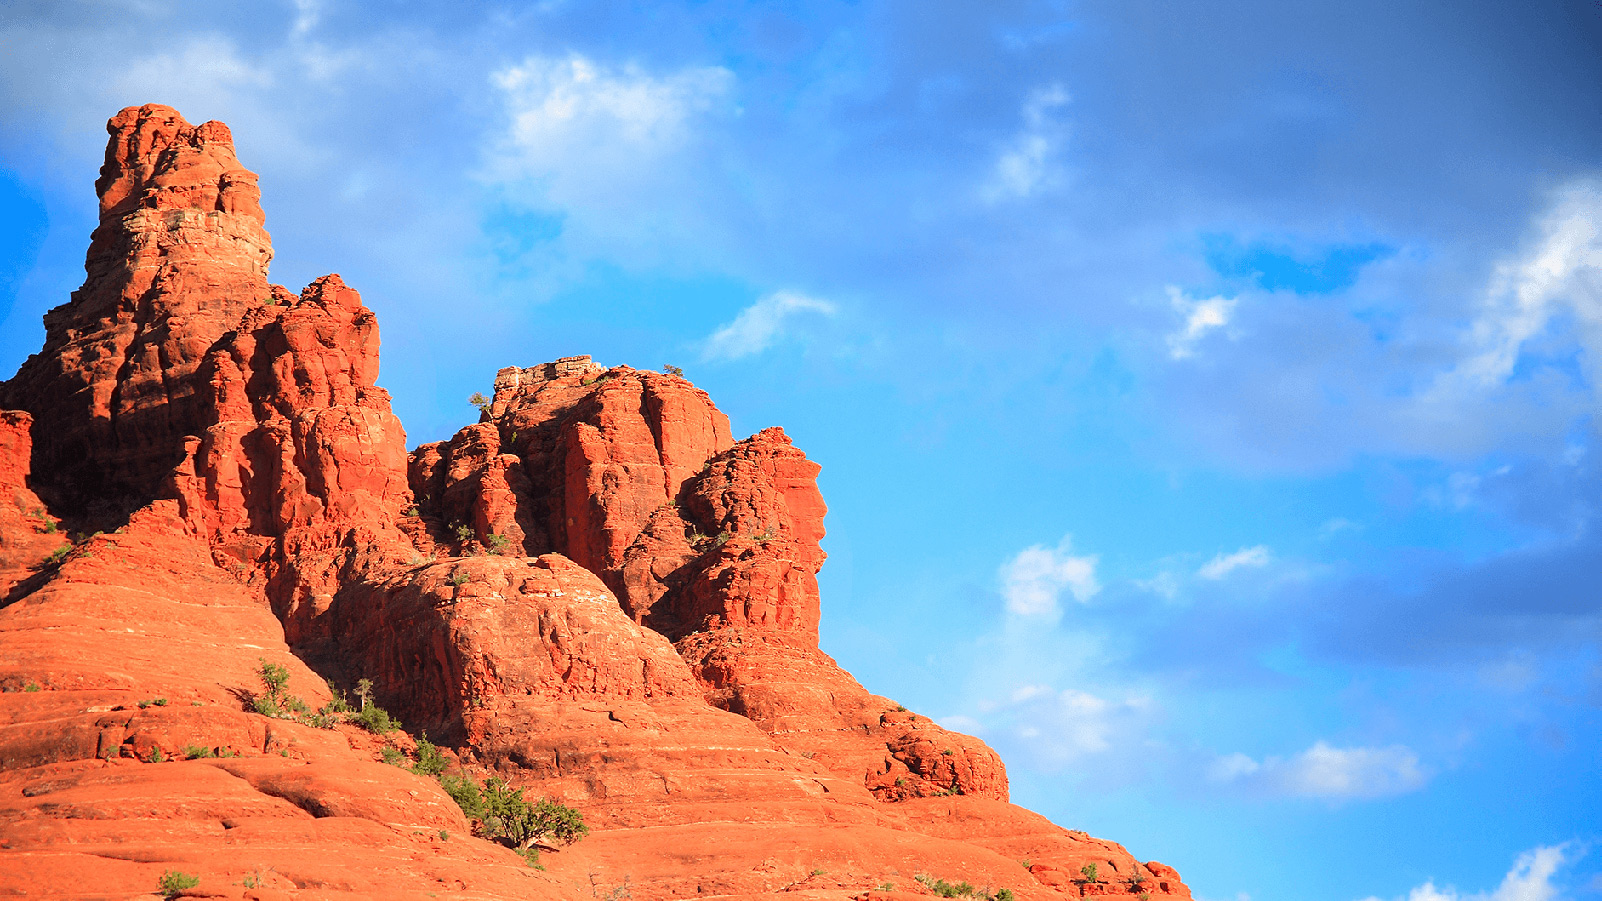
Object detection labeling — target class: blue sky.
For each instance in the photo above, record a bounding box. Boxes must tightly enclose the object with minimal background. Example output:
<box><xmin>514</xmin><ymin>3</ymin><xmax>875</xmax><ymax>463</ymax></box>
<box><xmin>2</xmin><ymin>2</ymin><xmax>1600</xmax><ymax>899</ymax></box>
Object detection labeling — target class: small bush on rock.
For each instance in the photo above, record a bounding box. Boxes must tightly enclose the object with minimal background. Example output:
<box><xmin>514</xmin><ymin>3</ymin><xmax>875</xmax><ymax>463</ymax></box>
<box><xmin>356</xmin><ymin>702</ymin><xmax>397</xmax><ymax>734</ymax></box>
<box><xmin>412</xmin><ymin>734</ymin><xmax>448</xmax><ymax>776</ymax></box>
<box><xmin>158</xmin><ymin>870</ymin><xmax>199</xmax><ymax>898</ymax></box>
<box><xmin>441</xmin><ymin>774</ymin><xmax>589</xmax><ymax>850</ymax></box>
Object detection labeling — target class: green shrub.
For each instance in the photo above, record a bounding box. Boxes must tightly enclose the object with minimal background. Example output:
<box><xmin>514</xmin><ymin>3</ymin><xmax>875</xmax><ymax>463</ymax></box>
<box><xmin>454</xmin><ymin>523</ymin><xmax>475</xmax><ymax>543</ymax></box>
<box><xmin>516</xmin><ymin>847</ymin><xmax>543</xmax><ymax>869</ymax></box>
<box><xmin>440</xmin><ymin>773</ymin><xmax>484</xmax><ymax>821</ymax></box>
<box><xmin>183</xmin><ymin>745</ymin><xmax>215</xmax><ymax>759</ymax></box>
<box><xmin>257</xmin><ymin>659</ymin><xmax>290</xmax><ymax>698</ymax></box>
<box><xmin>250</xmin><ymin>695</ymin><xmax>281</xmax><ymax>717</ymax></box>
<box><xmin>356</xmin><ymin>702</ymin><xmax>398</xmax><ymax>734</ymax></box>
<box><xmin>412</xmin><ymin>735</ymin><xmax>448</xmax><ymax>777</ymax></box>
<box><xmin>484</xmin><ymin>533</ymin><xmax>510</xmax><ymax>555</ymax></box>
<box><xmin>45</xmin><ymin>545</ymin><xmax>69</xmax><ymax>564</ymax></box>
<box><xmin>1079</xmin><ymin>863</ymin><xmax>1099</xmax><ymax>883</ymax></box>
<box><xmin>380</xmin><ymin>747</ymin><xmax>406</xmax><ymax>767</ymax></box>
<box><xmin>469</xmin><ymin>392</ymin><xmax>492</xmax><ymax>414</ymax></box>
<box><xmin>158</xmin><ymin>870</ymin><xmax>199</xmax><ymax>898</ymax></box>
<box><xmin>22</xmin><ymin>682</ymin><xmax>40</xmax><ymax>692</ymax></box>
<box><xmin>662</xmin><ymin>364</ymin><xmax>684</xmax><ymax>377</ymax></box>
<box><xmin>914</xmin><ymin>875</ymin><xmax>974</xmax><ymax>898</ymax></box>
<box><xmin>448</xmin><ymin>570</ymin><xmax>469</xmax><ymax>587</ymax></box>
<box><xmin>146</xmin><ymin>746</ymin><xmax>165</xmax><ymax>763</ymax></box>
<box><xmin>322</xmin><ymin>682</ymin><xmax>351</xmax><ymax>714</ymax></box>
<box><xmin>442</xmin><ymin>775</ymin><xmax>588</xmax><ymax>850</ymax></box>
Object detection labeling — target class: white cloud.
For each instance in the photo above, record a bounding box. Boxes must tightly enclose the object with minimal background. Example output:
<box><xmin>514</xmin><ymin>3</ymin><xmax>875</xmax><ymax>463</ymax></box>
<box><xmin>1167</xmin><ymin>285</ymin><xmax>1238</xmax><ymax>358</ymax></box>
<box><xmin>1424</xmin><ymin>179</ymin><xmax>1602</xmax><ymax>406</ymax></box>
<box><xmin>1355</xmin><ymin>845</ymin><xmax>1573</xmax><ymax>901</ymax></box>
<box><xmin>1000</xmin><ymin>535</ymin><xmax>1100</xmax><ymax>618</ymax></box>
<box><xmin>1198</xmin><ymin>545</ymin><xmax>1271</xmax><ymax>580</ymax></box>
<box><xmin>291</xmin><ymin>0</ymin><xmax>320</xmax><ymax>37</ymax></box>
<box><xmin>1213</xmin><ymin>740</ymin><xmax>1428</xmax><ymax>800</ymax></box>
<box><xmin>983</xmin><ymin>684</ymin><xmax>1153</xmax><ymax>766</ymax></box>
<box><xmin>982</xmin><ymin>84</ymin><xmax>1070</xmax><ymax>202</ymax></box>
<box><xmin>493</xmin><ymin>54</ymin><xmax>733</xmax><ymax>173</ymax></box>
<box><xmin>1318</xmin><ymin>518</ymin><xmax>1360</xmax><ymax>539</ymax></box>
<box><xmin>701</xmin><ymin>290</ymin><xmax>835</xmax><ymax>360</ymax></box>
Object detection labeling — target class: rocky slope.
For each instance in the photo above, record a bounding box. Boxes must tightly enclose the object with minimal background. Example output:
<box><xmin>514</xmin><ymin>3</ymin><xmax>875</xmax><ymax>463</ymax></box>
<box><xmin>0</xmin><ymin>104</ymin><xmax>1189</xmax><ymax>901</ymax></box>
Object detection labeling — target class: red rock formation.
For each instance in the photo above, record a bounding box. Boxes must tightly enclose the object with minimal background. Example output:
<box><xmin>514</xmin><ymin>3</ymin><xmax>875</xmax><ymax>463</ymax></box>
<box><xmin>0</xmin><ymin>411</ymin><xmax>62</xmax><ymax>600</ymax></box>
<box><xmin>416</xmin><ymin>368</ymin><xmax>1008</xmax><ymax>802</ymax></box>
<box><xmin>0</xmin><ymin>105</ymin><xmax>274</xmax><ymax>521</ymax></box>
<box><xmin>0</xmin><ymin>105</ymin><xmax>1193</xmax><ymax>901</ymax></box>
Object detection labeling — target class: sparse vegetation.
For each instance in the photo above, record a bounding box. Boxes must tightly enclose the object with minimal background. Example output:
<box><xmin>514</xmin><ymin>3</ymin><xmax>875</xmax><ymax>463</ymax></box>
<box><xmin>158</xmin><ymin>870</ymin><xmax>199</xmax><ymax>898</ymax></box>
<box><xmin>662</xmin><ymin>364</ymin><xmax>684</xmax><ymax>377</ymax></box>
<box><xmin>380</xmin><ymin>747</ymin><xmax>406</xmax><ymax>766</ymax></box>
<box><xmin>448</xmin><ymin>570</ymin><xmax>469</xmax><ymax>587</ymax></box>
<box><xmin>484</xmin><ymin>532</ymin><xmax>511</xmax><ymax>555</ymax></box>
<box><xmin>442</xmin><ymin>774</ymin><xmax>589</xmax><ymax>850</ymax></box>
<box><xmin>405</xmin><ymin>505</ymin><xmax>420</xmax><ymax>516</ymax></box>
<box><xmin>137</xmin><ymin>697</ymin><xmax>168</xmax><ymax>708</ymax></box>
<box><xmin>183</xmin><ymin>745</ymin><xmax>215</xmax><ymax>759</ymax></box>
<box><xmin>22</xmin><ymin>682</ymin><xmax>40</xmax><ymax>692</ymax></box>
<box><xmin>894</xmin><ymin>777</ymin><xmax>907</xmax><ymax>787</ymax></box>
<box><xmin>913</xmin><ymin>875</ymin><xmax>1013</xmax><ymax>901</ymax></box>
<box><xmin>412</xmin><ymin>734</ymin><xmax>449</xmax><ymax>776</ymax></box>
<box><xmin>1078</xmin><ymin>863</ymin><xmax>1099</xmax><ymax>884</ymax></box>
<box><xmin>356</xmin><ymin>700</ymin><xmax>398</xmax><ymax>734</ymax></box>
<box><xmin>146</xmin><ymin>746</ymin><xmax>165</xmax><ymax>763</ymax></box>
<box><xmin>453</xmin><ymin>522</ymin><xmax>475</xmax><ymax>544</ymax></box>
<box><xmin>439</xmin><ymin>829</ymin><xmax>449</xmax><ymax>840</ymax></box>
<box><xmin>879</xmin><ymin>882</ymin><xmax>894</xmax><ymax>892</ymax></box>
<box><xmin>469</xmin><ymin>391</ymin><xmax>492</xmax><ymax>414</ymax></box>
<box><xmin>45</xmin><ymin>545</ymin><xmax>69</xmax><ymax>565</ymax></box>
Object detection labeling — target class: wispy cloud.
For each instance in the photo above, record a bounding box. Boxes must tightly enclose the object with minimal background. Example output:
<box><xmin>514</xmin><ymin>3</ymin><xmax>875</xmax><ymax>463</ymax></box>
<box><xmin>1354</xmin><ymin>844</ymin><xmax>1573</xmax><ymax>901</ymax></box>
<box><xmin>1211</xmin><ymin>741</ymin><xmax>1428</xmax><ymax>800</ymax></box>
<box><xmin>982</xmin><ymin>84</ymin><xmax>1070</xmax><ymax>202</ymax></box>
<box><xmin>1000</xmin><ymin>535</ymin><xmax>1100</xmax><ymax>618</ymax></box>
<box><xmin>1438</xmin><ymin>180</ymin><xmax>1602</xmax><ymax>393</ymax></box>
<box><xmin>494</xmin><ymin>54</ymin><xmax>732</xmax><ymax>159</ymax></box>
<box><xmin>1167</xmin><ymin>286</ymin><xmax>1238</xmax><ymax>359</ymax></box>
<box><xmin>957</xmin><ymin>683</ymin><xmax>1155</xmax><ymax>770</ymax></box>
<box><xmin>702</xmin><ymin>290</ymin><xmax>835</xmax><ymax>360</ymax></box>
<box><xmin>1198</xmin><ymin>545</ymin><xmax>1271</xmax><ymax>580</ymax></box>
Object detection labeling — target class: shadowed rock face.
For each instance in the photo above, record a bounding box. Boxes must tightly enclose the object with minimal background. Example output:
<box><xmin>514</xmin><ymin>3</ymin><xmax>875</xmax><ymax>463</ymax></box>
<box><xmin>0</xmin><ymin>105</ymin><xmax>273</xmax><ymax>520</ymax></box>
<box><xmin>0</xmin><ymin>106</ymin><xmax>1192</xmax><ymax>901</ymax></box>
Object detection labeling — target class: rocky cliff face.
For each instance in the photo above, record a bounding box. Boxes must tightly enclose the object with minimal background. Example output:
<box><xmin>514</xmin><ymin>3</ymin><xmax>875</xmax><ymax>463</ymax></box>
<box><xmin>0</xmin><ymin>105</ymin><xmax>1190</xmax><ymax>901</ymax></box>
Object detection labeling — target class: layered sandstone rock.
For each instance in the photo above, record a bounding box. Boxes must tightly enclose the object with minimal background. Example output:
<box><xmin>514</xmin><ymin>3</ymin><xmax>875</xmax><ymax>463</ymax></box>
<box><xmin>0</xmin><ymin>412</ymin><xmax>62</xmax><ymax>601</ymax></box>
<box><xmin>0</xmin><ymin>105</ymin><xmax>274</xmax><ymax>520</ymax></box>
<box><xmin>413</xmin><ymin>367</ymin><xmax>1009</xmax><ymax>803</ymax></box>
<box><xmin>0</xmin><ymin>105</ymin><xmax>1192</xmax><ymax>901</ymax></box>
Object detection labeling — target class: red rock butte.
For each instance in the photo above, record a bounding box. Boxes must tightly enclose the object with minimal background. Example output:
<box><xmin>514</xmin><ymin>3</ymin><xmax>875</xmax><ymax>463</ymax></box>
<box><xmin>0</xmin><ymin>105</ymin><xmax>1191</xmax><ymax>901</ymax></box>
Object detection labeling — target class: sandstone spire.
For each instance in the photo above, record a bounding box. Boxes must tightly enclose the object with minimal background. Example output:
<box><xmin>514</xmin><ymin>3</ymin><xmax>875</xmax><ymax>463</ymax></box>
<box><xmin>0</xmin><ymin>104</ymin><xmax>273</xmax><ymax>519</ymax></box>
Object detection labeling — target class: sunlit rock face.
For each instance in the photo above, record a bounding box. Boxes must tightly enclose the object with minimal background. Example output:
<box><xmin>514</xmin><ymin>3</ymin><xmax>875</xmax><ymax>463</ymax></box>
<box><xmin>0</xmin><ymin>105</ymin><xmax>1192</xmax><ymax>901</ymax></box>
